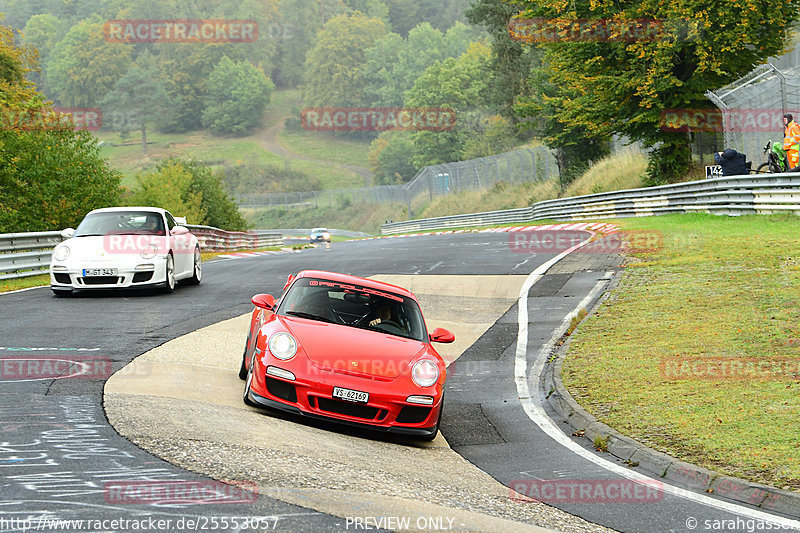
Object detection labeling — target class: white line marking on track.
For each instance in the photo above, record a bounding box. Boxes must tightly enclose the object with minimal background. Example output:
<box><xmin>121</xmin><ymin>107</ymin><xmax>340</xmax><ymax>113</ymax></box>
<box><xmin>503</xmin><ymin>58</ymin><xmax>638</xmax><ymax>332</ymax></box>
<box><xmin>513</xmin><ymin>236</ymin><xmax>800</xmax><ymax>527</ymax></box>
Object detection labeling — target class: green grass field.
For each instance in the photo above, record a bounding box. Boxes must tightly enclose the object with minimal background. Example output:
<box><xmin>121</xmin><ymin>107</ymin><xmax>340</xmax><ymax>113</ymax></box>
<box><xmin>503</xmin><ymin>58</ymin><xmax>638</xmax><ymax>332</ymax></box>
<box><xmin>563</xmin><ymin>213</ymin><xmax>800</xmax><ymax>490</ymax></box>
<box><xmin>278</xmin><ymin>129</ymin><xmax>371</xmax><ymax>169</ymax></box>
<box><xmin>95</xmin><ymin>89</ymin><xmax>372</xmax><ymax>190</ymax></box>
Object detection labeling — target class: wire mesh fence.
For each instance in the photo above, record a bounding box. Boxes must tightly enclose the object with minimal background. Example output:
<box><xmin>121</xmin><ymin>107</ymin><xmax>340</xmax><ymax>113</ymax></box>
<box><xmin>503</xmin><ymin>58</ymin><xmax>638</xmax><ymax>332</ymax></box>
<box><xmin>233</xmin><ymin>146</ymin><xmax>558</xmax><ymax>209</ymax></box>
<box><xmin>706</xmin><ymin>55</ymin><xmax>800</xmax><ymax>165</ymax></box>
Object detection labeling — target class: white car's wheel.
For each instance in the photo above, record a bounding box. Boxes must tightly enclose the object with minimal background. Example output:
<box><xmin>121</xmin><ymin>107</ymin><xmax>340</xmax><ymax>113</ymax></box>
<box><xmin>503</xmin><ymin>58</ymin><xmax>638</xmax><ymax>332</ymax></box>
<box><xmin>186</xmin><ymin>247</ymin><xmax>202</xmax><ymax>285</ymax></box>
<box><xmin>163</xmin><ymin>254</ymin><xmax>176</xmax><ymax>293</ymax></box>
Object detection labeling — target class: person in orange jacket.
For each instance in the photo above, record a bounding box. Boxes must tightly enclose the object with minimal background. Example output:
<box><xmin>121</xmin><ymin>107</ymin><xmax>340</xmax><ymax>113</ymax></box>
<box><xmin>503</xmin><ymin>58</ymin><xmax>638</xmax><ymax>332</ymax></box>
<box><xmin>783</xmin><ymin>113</ymin><xmax>800</xmax><ymax>170</ymax></box>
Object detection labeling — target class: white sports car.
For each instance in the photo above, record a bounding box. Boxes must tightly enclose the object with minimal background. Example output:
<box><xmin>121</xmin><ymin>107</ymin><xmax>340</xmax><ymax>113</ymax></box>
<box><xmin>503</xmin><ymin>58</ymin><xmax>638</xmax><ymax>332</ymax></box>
<box><xmin>50</xmin><ymin>207</ymin><xmax>202</xmax><ymax>296</ymax></box>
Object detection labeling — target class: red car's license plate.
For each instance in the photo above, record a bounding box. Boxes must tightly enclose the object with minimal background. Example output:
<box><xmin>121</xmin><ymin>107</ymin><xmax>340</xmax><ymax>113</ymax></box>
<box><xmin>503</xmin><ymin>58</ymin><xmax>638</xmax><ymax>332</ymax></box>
<box><xmin>333</xmin><ymin>386</ymin><xmax>369</xmax><ymax>403</ymax></box>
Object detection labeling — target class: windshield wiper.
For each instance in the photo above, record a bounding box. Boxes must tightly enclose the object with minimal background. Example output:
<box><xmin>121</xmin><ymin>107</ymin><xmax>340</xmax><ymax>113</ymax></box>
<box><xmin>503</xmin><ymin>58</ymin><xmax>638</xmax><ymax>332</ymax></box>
<box><xmin>284</xmin><ymin>311</ymin><xmax>337</xmax><ymax>324</ymax></box>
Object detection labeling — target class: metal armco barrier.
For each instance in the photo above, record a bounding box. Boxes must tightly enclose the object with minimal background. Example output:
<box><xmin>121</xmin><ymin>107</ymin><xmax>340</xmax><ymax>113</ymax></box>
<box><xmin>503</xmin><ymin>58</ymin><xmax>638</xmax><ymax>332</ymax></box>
<box><xmin>0</xmin><ymin>226</ymin><xmax>283</xmax><ymax>281</ymax></box>
<box><xmin>185</xmin><ymin>226</ymin><xmax>282</xmax><ymax>252</ymax></box>
<box><xmin>0</xmin><ymin>231</ymin><xmax>65</xmax><ymax>281</ymax></box>
<box><xmin>380</xmin><ymin>173</ymin><xmax>800</xmax><ymax>235</ymax></box>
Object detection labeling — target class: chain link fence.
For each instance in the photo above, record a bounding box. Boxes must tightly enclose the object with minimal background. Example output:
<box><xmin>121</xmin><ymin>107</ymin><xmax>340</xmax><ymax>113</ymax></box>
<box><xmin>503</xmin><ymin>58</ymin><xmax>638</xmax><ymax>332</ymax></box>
<box><xmin>234</xmin><ymin>146</ymin><xmax>558</xmax><ymax>211</ymax></box>
<box><xmin>706</xmin><ymin>51</ymin><xmax>800</xmax><ymax>164</ymax></box>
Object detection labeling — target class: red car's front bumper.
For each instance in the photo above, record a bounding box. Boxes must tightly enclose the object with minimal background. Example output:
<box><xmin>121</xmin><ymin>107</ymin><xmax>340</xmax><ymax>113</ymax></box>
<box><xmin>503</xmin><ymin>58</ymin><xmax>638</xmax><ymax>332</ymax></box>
<box><xmin>247</xmin><ymin>362</ymin><xmax>442</xmax><ymax>438</ymax></box>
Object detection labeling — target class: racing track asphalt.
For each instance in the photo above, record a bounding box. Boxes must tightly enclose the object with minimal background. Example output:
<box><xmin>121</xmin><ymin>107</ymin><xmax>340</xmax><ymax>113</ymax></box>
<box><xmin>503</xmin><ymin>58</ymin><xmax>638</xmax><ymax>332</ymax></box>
<box><xmin>0</xmin><ymin>233</ymin><xmax>570</xmax><ymax>532</ymax></box>
<box><xmin>1</xmin><ymin>232</ymin><xmax>798</xmax><ymax>532</ymax></box>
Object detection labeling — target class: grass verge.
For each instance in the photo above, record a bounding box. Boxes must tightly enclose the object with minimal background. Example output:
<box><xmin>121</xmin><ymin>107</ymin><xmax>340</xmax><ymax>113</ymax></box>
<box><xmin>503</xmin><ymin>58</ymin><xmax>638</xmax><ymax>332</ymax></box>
<box><xmin>563</xmin><ymin>213</ymin><xmax>800</xmax><ymax>491</ymax></box>
<box><xmin>0</xmin><ymin>274</ymin><xmax>50</xmax><ymax>294</ymax></box>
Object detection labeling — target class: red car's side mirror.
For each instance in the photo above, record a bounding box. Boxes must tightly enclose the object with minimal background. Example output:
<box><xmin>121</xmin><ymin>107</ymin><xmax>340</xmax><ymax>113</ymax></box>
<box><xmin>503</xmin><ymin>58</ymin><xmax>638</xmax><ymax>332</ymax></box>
<box><xmin>251</xmin><ymin>294</ymin><xmax>275</xmax><ymax>310</ymax></box>
<box><xmin>430</xmin><ymin>328</ymin><xmax>455</xmax><ymax>344</ymax></box>
<box><xmin>283</xmin><ymin>274</ymin><xmax>295</xmax><ymax>291</ymax></box>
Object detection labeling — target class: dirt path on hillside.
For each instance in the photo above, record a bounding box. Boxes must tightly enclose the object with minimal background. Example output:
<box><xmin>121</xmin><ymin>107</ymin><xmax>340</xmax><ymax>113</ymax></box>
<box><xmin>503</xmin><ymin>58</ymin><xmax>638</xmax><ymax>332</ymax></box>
<box><xmin>257</xmin><ymin>109</ymin><xmax>374</xmax><ymax>187</ymax></box>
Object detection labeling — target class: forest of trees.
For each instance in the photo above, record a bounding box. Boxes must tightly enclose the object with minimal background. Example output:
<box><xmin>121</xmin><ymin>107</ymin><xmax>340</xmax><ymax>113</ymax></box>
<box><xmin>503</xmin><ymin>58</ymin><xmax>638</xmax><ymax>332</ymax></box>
<box><xmin>0</xmin><ymin>0</ymin><xmax>798</xmax><ymax>230</ymax></box>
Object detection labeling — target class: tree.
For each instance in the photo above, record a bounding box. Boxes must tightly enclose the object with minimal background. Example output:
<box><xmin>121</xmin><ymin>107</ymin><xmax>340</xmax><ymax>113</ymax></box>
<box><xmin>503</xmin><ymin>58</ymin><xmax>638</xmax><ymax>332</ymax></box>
<box><xmin>202</xmin><ymin>56</ymin><xmax>274</xmax><ymax>135</ymax></box>
<box><xmin>21</xmin><ymin>13</ymin><xmax>64</xmax><ymax>88</ymax></box>
<box><xmin>303</xmin><ymin>13</ymin><xmax>387</xmax><ymax>107</ymax></box>
<box><xmin>405</xmin><ymin>42</ymin><xmax>492</xmax><ymax>166</ymax></box>
<box><xmin>127</xmin><ymin>158</ymin><xmax>248</xmax><ymax>231</ymax></box>
<box><xmin>127</xmin><ymin>160</ymin><xmax>206</xmax><ymax>225</ymax></box>
<box><xmin>363</xmin><ymin>22</ymin><xmax>480</xmax><ymax>107</ymax></box>
<box><xmin>368</xmin><ymin>132</ymin><xmax>417</xmax><ymax>184</ymax></box>
<box><xmin>101</xmin><ymin>51</ymin><xmax>168</xmax><ymax>155</ymax></box>
<box><xmin>0</xmin><ymin>23</ymin><xmax>121</xmax><ymax>232</ymax></box>
<box><xmin>156</xmin><ymin>40</ymin><xmax>260</xmax><ymax>133</ymax></box>
<box><xmin>467</xmin><ymin>0</ymin><xmax>609</xmax><ymax>187</ymax></box>
<box><xmin>512</xmin><ymin>0</ymin><xmax>800</xmax><ymax>183</ymax></box>
<box><xmin>44</xmin><ymin>20</ymin><xmax>131</xmax><ymax>107</ymax></box>
<box><xmin>275</xmin><ymin>0</ymin><xmax>348</xmax><ymax>87</ymax></box>
<box><xmin>343</xmin><ymin>0</ymin><xmax>390</xmax><ymax>22</ymax></box>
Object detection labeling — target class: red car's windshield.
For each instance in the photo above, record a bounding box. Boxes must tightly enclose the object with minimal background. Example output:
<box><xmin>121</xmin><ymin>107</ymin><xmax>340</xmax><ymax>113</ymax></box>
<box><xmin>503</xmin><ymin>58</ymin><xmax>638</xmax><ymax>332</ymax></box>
<box><xmin>277</xmin><ymin>278</ymin><xmax>427</xmax><ymax>342</ymax></box>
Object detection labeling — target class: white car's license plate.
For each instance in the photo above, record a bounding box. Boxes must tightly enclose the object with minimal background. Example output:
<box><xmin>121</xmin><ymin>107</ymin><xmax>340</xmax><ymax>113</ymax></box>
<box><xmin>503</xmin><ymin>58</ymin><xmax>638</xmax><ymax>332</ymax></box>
<box><xmin>333</xmin><ymin>386</ymin><xmax>369</xmax><ymax>403</ymax></box>
<box><xmin>82</xmin><ymin>268</ymin><xmax>118</xmax><ymax>277</ymax></box>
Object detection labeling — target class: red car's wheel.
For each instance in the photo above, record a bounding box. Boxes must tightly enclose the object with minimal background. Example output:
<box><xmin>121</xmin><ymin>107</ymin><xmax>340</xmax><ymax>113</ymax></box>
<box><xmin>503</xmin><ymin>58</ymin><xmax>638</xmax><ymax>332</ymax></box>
<box><xmin>242</xmin><ymin>350</ymin><xmax>257</xmax><ymax>407</ymax></box>
<box><xmin>238</xmin><ymin>331</ymin><xmax>252</xmax><ymax>380</ymax></box>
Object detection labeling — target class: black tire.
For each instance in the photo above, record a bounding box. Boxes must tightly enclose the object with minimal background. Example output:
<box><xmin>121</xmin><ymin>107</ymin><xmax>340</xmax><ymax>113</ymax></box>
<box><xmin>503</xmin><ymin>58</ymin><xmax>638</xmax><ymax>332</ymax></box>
<box><xmin>238</xmin><ymin>332</ymin><xmax>251</xmax><ymax>380</ymax></box>
<box><xmin>186</xmin><ymin>247</ymin><xmax>202</xmax><ymax>285</ymax></box>
<box><xmin>163</xmin><ymin>253</ymin><xmax>176</xmax><ymax>293</ymax></box>
<box><xmin>242</xmin><ymin>351</ymin><xmax>257</xmax><ymax>406</ymax></box>
<box><xmin>420</xmin><ymin>393</ymin><xmax>444</xmax><ymax>441</ymax></box>
<box><xmin>757</xmin><ymin>162</ymin><xmax>770</xmax><ymax>174</ymax></box>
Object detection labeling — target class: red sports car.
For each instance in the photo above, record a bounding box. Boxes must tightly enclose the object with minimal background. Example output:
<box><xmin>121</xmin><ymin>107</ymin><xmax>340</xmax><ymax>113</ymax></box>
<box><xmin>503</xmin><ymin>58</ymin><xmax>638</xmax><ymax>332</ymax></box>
<box><xmin>239</xmin><ymin>270</ymin><xmax>454</xmax><ymax>440</ymax></box>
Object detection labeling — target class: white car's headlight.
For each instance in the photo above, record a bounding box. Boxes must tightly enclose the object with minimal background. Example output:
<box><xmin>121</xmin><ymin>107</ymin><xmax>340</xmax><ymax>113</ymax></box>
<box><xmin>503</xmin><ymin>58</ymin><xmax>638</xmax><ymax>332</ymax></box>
<box><xmin>53</xmin><ymin>245</ymin><xmax>70</xmax><ymax>262</ymax></box>
<box><xmin>268</xmin><ymin>332</ymin><xmax>298</xmax><ymax>361</ymax></box>
<box><xmin>140</xmin><ymin>244</ymin><xmax>158</xmax><ymax>259</ymax></box>
<box><xmin>412</xmin><ymin>359</ymin><xmax>439</xmax><ymax>388</ymax></box>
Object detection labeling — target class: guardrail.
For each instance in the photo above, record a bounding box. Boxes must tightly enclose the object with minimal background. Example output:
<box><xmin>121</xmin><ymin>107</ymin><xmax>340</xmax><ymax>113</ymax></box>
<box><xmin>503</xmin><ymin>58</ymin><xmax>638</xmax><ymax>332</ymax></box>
<box><xmin>381</xmin><ymin>173</ymin><xmax>800</xmax><ymax>234</ymax></box>
<box><xmin>185</xmin><ymin>226</ymin><xmax>282</xmax><ymax>252</ymax></box>
<box><xmin>0</xmin><ymin>231</ymin><xmax>65</xmax><ymax>281</ymax></box>
<box><xmin>0</xmin><ymin>226</ymin><xmax>284</xmax><ymax>281</ymax></box>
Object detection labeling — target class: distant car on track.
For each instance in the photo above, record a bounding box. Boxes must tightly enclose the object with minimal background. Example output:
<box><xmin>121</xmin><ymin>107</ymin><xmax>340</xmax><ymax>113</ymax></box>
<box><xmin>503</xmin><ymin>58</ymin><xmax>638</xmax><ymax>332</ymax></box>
<box><xmin>49</xmin><ymin>207</ymin><xmax>202</xmax><ymax>296</ymax></box>
<box><xmin>240</xmin><ymin>270</ymin><xmax>455</xmax><ymax>440</ymax></box>
<box><xmin>309</xmin><ymin>227</ymin><xmax>331</xmax><ymax>243</ymax></box>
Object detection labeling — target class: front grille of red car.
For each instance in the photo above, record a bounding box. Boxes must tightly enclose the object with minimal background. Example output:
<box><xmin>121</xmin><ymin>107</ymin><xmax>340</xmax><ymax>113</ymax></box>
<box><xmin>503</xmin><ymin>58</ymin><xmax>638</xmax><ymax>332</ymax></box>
<box><xmin>396</xmin><ymin>405</ymin><xmax>431</xmax><ymax>424</ymax></box>
<box><xmin>316</xmin><ymin>397</ymin><xmax>385</xmax><ymax>420</ymax></box>
<box><xmin>266</xmin><ymin>377</ymin><xmax>298</xmax><ymax>403</ymax></box>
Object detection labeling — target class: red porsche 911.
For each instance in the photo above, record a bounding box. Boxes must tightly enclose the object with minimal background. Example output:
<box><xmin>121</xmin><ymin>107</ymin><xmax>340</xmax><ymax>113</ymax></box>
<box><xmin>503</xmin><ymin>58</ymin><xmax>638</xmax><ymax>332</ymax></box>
<box><xmin>239</xmin><ymin>270</ymin><xmax>455</xmax><ymax>440</ymax></box>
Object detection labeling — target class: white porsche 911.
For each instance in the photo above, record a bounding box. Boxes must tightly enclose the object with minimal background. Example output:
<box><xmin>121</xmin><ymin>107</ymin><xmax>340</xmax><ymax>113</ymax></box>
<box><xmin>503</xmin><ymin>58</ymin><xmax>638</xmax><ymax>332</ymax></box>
<box><xmin>50</xmin><ymin>207</ymin><xmax>202</xmax><ymax>296</ymax></box>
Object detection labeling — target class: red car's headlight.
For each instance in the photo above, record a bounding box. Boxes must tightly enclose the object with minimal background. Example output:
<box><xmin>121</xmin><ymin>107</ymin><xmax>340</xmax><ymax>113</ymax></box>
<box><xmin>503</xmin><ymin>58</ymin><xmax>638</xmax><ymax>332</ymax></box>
<box><xmin>412</xmin><ymin>359</ymin><xmax>439</xmax><ymax>388</ymax></box>
<box><xmin>268</xmin><ymin>332</ymin><xmax>297</xmax><ymax>360</ymax></box>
